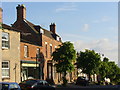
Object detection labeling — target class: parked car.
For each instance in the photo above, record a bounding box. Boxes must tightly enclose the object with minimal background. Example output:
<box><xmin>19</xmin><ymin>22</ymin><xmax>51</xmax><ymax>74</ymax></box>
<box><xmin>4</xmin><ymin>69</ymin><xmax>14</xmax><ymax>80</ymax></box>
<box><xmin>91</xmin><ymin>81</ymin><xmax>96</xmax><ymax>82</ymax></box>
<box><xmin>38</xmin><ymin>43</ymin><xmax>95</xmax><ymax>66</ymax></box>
<box><xmin>75</xmin><ymin>76</ymin><xmax>90</xmax><ymax>86</ymax></box>
<box><xmin>19</xmin><ymin>79</ymin><xmax>55</xmax><ymax>90</ymax></box>
<box><xmin>0</xmin><ymin>82</ymin><xmax>21</xmax><ymax>90</ymax></box>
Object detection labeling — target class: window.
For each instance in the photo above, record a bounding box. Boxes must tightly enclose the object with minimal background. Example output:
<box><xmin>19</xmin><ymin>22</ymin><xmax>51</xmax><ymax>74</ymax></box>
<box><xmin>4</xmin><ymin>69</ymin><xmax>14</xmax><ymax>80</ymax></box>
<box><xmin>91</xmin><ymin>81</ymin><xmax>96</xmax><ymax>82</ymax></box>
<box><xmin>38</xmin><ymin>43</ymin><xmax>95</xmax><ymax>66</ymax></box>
<box><xmin>9</xmin><ymin>84</ymin><xmax>19</xmax><ymax>89</ymax></box>
<box><xmin>40</xmin><ymin>28</ymin><xmax>44</xmax><ymax>34</ymax></box>
<box><xmin>36</xmin><ymin>48</ymin><xmax>40</xmax><ymax>60</ymax></box>
<box><xmin>57</xmin><ymin>36</ymin><xmax>60</xmax><ymax>41</ymax></box>
<box><xmin>37</xmin><ymin>48</ymin><xmax>40</xmax><ymax>54</ymax></box>
<box><xmin>2</xmin><ymin>61</ymin><xmax>10</xmax><ymax>78</ymax></box>
<box><xmin>45</xmin><ymin>44</ymin><xmax>47</xmax><ymax>58</ymax></box>
<box><xmin>48</xmin><ymin>65</ymin><xmax>52</xmax><ymax>79</ymax></box>
<box><xmin>24</xmin><ymin>45</ymin><xmax>29</xmax><ymax>58</ymax></box>
<box><xmin>50</xmin><ymin>45</ymin><xmax>52</xmax><ymax>57</ymax></box>
<box><xmin>2</xmin><ymin>32</ymin><xmax>9</xmax><ymax>49</ymax></box>
<box><xmin>53</xmin><ymin>66</ymin><xmax>57</xmax><ymax>79</ymax></box>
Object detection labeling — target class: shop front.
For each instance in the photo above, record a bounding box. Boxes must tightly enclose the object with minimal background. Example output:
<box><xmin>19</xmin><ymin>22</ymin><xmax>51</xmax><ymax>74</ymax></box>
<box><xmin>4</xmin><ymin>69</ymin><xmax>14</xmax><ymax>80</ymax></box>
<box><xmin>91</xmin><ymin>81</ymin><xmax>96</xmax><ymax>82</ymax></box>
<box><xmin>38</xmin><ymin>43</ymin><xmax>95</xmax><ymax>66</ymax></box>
<box><xmin>21</xmin><ymin>60</ymin><xmax>40</xmax><ymax>81</ymax></box>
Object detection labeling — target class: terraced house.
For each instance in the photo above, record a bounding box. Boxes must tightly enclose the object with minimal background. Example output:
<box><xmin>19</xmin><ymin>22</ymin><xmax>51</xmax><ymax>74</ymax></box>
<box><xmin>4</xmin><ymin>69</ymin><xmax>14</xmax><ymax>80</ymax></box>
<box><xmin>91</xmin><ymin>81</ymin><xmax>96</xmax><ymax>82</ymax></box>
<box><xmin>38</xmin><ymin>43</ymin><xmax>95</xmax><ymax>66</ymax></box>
<box><xmin>0</xmin><ymin>8</ymin><xmax>21</xmax><ymax>83</ymax></box>
<box><xmin>12</xmin><ymin>4</ymin><xmax>62</xmax><ymax>84</ymax></box>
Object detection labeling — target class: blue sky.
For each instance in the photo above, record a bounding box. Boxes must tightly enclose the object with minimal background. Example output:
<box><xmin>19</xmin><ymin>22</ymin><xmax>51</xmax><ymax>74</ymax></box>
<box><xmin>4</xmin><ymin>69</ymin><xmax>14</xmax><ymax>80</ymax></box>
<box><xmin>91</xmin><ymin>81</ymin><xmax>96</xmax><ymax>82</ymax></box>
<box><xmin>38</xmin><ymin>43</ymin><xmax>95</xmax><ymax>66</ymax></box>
<box><xmin>1</xmin><ymin>2</ymin><xmax>118</xmax><ymax>64</ymax></box>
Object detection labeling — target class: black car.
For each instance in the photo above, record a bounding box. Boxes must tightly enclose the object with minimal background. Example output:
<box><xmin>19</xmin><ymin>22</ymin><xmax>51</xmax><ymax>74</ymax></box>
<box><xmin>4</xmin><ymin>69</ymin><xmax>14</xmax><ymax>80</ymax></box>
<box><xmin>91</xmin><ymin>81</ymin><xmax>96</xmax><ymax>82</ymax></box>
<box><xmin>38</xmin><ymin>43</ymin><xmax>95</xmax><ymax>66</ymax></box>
<box><xmin>76</xmin><ymin>76</ymin><xmax>89</xmax><ymax>86</ymax></box>
<box><xmin>19</xmin><ymin>79</ymin><xmax>55</xmax><ymax>90</ymax></box>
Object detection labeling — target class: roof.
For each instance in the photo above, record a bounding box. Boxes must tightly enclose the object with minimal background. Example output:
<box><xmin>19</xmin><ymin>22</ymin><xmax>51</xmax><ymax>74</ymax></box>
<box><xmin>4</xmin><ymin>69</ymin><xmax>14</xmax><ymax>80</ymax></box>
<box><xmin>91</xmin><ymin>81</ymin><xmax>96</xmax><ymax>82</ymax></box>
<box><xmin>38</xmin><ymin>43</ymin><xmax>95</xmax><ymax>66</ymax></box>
<box><xmin>2</xmin><ymin>24</ymin><xmax>20</xmax><ymax>32</ymax></box>
<box><xmin>12</xmin><ymin>20</ymin><xmax>42</xmax><ymax>46</ymax></box>
<box><xmin>12</xmin><ymin>19</ymin><xmax>62</xmax><ymax>46</ymax></box>
<box><xmin>24</xmin><ymin>19</ymin><xmax>61</xmax><ymax>41</ymax></box>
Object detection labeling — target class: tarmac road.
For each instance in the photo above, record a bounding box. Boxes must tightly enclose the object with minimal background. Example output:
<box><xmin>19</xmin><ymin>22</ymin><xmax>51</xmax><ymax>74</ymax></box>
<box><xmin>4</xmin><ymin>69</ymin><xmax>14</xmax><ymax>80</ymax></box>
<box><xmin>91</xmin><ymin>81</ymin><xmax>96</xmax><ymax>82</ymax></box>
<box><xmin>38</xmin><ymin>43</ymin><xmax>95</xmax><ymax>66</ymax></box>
<box><xmin>55</xmin><ymin>83</ymin><xmax>120</xmax><ymax>90</ymax></box>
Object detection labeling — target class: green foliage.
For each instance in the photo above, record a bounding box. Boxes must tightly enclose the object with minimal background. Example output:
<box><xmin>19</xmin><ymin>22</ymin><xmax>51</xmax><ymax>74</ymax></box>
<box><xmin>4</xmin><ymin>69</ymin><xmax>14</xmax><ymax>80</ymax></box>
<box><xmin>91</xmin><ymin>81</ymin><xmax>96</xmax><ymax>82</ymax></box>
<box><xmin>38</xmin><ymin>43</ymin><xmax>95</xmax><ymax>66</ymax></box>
<box><xmin>99</xmin><ymin>58</ymin><xmax>120</xmax><ymax>84</ymax></box>
<box><xmin>106</xmin><ymin>62</ymin><xmax>120</xmax><ymax>84</ymax></box>
<box><xmin>77</xmin><ymin>49</ymin><xmax>101</xmax><ymax>76</ymax></box>
<box><xmin>52</xmin><ymin>41</ymin><xmax>76</xmax><ymax>73</ymax></box>
<box><xmin>99</xmin><ymin>58</ymin><xmax>110</xmax><ymax>81</ymax></box>
<box><xmin>52</xmin><ymin>41</ymin><xmax>76</xmax><ymax>85</ymax></box>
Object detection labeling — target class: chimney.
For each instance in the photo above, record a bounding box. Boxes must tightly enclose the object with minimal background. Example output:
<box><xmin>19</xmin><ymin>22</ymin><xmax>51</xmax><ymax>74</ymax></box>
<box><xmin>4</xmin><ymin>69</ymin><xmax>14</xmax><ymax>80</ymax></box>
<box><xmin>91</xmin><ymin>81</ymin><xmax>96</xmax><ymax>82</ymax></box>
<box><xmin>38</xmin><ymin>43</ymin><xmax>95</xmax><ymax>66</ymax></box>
<box><xmin>16</xmin><ymin>4</ymin><xmax>26</xmax><ymax>21</ymax></box>
<box><xmin>0</xmin><ymin>8</ymin><xmax>3</xmax><ymax>23</ymax></box>
<box><xmin>50</xmin><ymin>23</ymin><xmax>56</xmax><ymax>34</ymax></box>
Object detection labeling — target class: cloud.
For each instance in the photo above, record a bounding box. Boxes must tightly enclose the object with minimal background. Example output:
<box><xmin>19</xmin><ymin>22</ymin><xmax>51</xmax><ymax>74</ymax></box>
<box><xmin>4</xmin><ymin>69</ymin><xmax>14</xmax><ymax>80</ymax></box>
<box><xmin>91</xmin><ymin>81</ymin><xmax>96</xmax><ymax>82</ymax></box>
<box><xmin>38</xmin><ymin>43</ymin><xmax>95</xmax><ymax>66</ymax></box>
<box><xmin>55</xmin><ymin>3</ymin><xmax>77</xmax><ymax>12</ymax></box>
<box><xmin>61</xmin><ymin>33</ymin><xmax>95</xmax><ymax>42</ymax></box>
<box><xmin>82</xmin><ymin>24</ymin><xmax>90</xmax><ymax>32</ymax></box>
<box><xmin>92</xmin><ymin>16</ymin><xmax>111</xmax><ymax>23</ymax></box>
<box><xmin>73</xmin><ymin>39</ymin><xmax>118</xmax><ymax>64</ymax></box>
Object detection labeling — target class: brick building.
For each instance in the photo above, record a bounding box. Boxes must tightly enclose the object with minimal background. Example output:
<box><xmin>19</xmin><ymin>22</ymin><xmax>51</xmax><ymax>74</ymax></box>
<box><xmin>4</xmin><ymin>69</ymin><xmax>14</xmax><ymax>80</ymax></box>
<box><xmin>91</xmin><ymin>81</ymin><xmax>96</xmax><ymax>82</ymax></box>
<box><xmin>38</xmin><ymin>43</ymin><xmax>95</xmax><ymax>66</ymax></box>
<box><xmin>12</xmin><ymin>4</ymin><xmax>62</xmax><ymax>83</ymax></box>
<box><xmin>0</xmin><ymin>8</ymin><xmax>21</xmax><ymax>83</ymax></box>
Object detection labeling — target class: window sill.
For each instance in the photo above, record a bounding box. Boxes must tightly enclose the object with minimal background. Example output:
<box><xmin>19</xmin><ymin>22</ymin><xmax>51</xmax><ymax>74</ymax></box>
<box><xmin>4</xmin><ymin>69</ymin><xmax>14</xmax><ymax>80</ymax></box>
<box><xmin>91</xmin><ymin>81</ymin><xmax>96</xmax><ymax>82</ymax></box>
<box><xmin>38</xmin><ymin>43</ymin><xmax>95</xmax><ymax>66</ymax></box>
<box><xmin>2</xmin><ymin>47</ymin><xmax>9</xmax><ymax>50</ymax></box>
<box><xmin>2</xmin><ymin>76</ymin><xmax>10</xmax><ymax>79</ymax></box>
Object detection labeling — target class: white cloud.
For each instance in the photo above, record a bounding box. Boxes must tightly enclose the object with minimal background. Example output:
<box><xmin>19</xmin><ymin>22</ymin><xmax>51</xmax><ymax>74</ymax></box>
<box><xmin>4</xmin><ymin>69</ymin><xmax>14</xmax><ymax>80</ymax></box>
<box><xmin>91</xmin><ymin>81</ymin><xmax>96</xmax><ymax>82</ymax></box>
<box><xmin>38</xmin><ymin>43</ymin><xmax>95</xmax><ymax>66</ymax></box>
<box><xmin>73</xmin><ymin>39</ymin><xmax>118</xmax><ymax>64</ymax></box>
<box><xmin>92</xmin><ymin>16</ymin><xmax>111</xmax><ymax>23</ymax></box>
<box><xmin>55</xmin><ymin>3</ymin><xmax>77</xmax><ymax>12</ymax></box>
<box><xmin>82</xmin><ymin>24</ymin><xmax>90</xmax><ymax>32</ymax></box>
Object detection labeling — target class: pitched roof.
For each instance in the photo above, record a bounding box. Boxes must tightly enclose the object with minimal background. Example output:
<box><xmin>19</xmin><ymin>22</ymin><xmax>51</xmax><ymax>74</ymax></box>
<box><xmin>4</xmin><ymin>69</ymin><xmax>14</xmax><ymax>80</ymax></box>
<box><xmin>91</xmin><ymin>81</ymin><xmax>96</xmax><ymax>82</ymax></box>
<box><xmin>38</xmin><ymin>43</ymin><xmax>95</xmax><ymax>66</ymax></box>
<box><xmin>24</xmin><ymin>19</ymin><xmax>61</xmax><ymax>41</ymax></box>
<box><xmin>2</xmin><ymin>24</ymin><xmax>20</xmax><ymax>32</ymax></box>
<box><xmin>12</xmin><ymin>19</ymin><xmax>62</xmax><ymax>46</ymax></box>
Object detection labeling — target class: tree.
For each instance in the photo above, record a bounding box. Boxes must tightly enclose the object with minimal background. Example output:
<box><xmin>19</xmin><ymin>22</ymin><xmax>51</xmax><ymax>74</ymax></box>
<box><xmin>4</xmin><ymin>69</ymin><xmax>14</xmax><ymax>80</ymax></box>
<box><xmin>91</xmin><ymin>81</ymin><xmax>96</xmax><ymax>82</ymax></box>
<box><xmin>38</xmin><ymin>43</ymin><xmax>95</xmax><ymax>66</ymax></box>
<box><xmin>106</xmin><ymin>61</ymin><xmax>120</xmax><ymax>84</ymax></box>
<box><xmin>77</xmin><ymin>49</ymin><xmax>101</xmax><ymax>81</ymax></box>
<box><xmin>52</xmin><ymin>41</ymin><xmax>76</xmax><ymax>85</ymax></box>
<box><xmin>99</xmin><ymin>57</ymin><xmax>110</xmax><ymax>82</ymax></box>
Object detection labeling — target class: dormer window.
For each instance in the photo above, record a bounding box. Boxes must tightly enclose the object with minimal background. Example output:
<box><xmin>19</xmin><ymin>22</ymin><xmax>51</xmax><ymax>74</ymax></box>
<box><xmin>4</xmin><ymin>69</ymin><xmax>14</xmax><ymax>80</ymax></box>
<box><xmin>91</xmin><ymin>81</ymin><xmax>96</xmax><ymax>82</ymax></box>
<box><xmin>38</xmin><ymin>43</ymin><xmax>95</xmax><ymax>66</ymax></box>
<box><xmin>40</xmin><ymin>28</ymin><xmax>44</xmax><ymax>34</ymax></box>
<box><xmin>56</xmin><ymin>36</ymin><xmax>59</xmax><ymax>41</ymax></box>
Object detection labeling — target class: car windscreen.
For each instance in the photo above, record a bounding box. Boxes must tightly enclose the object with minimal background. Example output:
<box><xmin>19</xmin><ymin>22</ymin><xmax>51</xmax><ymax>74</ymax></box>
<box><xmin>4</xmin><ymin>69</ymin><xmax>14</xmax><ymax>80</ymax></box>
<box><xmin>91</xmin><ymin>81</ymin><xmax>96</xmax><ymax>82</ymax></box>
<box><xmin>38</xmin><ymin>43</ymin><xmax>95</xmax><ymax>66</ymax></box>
<box><xmin>0</xmin><ymin>83</ymin><xmax>9</xmax><ymax>90</ymax></box>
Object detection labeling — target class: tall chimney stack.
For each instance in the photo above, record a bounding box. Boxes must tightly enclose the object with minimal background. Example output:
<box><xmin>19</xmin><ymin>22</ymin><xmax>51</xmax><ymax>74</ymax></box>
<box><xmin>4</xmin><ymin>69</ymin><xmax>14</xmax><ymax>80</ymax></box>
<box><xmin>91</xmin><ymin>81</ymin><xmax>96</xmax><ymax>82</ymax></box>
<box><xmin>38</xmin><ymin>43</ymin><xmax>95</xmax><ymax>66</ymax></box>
<box><xmin>16</xmin><ymin>4</ymin><xmax>26</xmax><ymax>21</ymax></box>
<box><xmin>0</xmin><ymin>8</ymin><xmax>3</xmax><ymax>23</ymax></box>
<box><xmin>50</xmin><ymin>23</ymin><xmax>56</xmax><ymax>34</ymax></box>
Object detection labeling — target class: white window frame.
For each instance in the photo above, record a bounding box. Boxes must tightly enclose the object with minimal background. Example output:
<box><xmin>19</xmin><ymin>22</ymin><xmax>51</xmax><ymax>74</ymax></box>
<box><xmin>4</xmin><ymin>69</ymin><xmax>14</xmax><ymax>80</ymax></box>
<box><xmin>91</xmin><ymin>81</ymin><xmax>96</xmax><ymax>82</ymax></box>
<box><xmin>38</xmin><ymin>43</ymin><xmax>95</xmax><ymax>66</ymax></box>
<box><xmin>2</xmin><ymin>32</ymin><xmax>9</xmax><ymax>49</ymax></box>
<box><xmin>40</xmin><ymin>28</ymin><xmax>44</xmax><ymax>34</ymax></box>
<box><xmin>24</xmin><ymin>45</ymin><xmax>29</xmax><ymax>58</ymax></box>
<box><xmin>56</xmin><ymin>36</ymin><xmax>59</xmax><ymax>41</ymax></box>
<box><xmin>2</xmin><ymin>61</ymin><xmax>10</xmax><ymax>78</ymax></box>
<box><xmin>37</xmin><ymin>48</ymin><xmax>40</xmax><ymax>54</ymax></box>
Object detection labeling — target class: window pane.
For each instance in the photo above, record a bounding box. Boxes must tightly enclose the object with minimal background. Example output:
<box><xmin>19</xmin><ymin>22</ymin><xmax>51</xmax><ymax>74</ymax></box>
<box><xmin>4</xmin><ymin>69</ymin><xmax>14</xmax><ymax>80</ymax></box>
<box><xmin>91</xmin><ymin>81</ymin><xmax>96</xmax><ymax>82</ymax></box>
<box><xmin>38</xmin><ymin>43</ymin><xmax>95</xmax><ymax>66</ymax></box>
<box><xmin>2</xmin><ymin>69</ymin><xmax>9</xmax><ymax>77</ymax></box>
<box><xmin>2</xmin><ymin>61</ymin><xmax>9</xmax><ymax>77</ymax></box>
<box><xmin>2</xmin><ymin>41</ymin><xmax>9</xmax><ymax>48</ymax></box>
<box><xmin>2</xmin><ymin>62</ymin><xmax>9</xmax><ymax>68</ymax></box>
<box><xmin>46</xmin><ymin>44</ymin><xmax>47</xmax><ymax>57</ymax></box>
<box><xmin>24</xmin><ymin>45</ymin><xmax>29</xmax><ymax>57</ymax></box>
<box><xmin>2</xmin><ymin>32</ymin><xmax>8</xmax><ymax>41</ymax></box>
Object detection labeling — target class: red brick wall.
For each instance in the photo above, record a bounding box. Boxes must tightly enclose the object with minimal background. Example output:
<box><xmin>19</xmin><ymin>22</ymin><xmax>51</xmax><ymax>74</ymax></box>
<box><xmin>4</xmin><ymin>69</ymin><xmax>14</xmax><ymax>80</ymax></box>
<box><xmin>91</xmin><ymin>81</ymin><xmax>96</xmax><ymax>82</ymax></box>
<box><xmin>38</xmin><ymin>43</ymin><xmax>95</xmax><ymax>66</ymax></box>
<box><xmin>20</xmin><ymin>42</ymin><xmax>42</xmax><ymax>61</ymax></box>
<box><xmin>41</xmin><ymin>34</ymin><xmax>62</xmax><ymax>81</ymax></box>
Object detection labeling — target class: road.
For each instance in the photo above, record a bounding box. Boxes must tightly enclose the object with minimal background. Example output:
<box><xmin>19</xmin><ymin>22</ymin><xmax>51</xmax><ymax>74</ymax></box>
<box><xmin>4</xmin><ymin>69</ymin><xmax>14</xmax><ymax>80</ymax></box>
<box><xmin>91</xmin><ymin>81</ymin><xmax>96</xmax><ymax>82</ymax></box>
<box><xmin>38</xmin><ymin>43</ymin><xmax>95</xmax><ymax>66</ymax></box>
<box><xmin>55</xmin><ymin>83</ymin><xmax>120</xmax><ymax>90</ymax></box>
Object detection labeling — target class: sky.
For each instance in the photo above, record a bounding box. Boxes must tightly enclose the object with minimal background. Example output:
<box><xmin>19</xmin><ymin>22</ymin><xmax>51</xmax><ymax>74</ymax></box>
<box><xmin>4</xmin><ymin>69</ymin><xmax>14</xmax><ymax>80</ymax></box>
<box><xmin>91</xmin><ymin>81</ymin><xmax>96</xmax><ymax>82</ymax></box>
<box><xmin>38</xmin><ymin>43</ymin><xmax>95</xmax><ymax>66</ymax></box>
<box><xmin>1</xmin><ymin>2</ymin><xmax>118</xmax><ymax>64</ymax></box>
